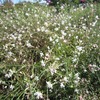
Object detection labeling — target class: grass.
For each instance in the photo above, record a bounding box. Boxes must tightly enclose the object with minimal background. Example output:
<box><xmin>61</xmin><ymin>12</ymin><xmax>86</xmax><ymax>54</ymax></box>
<box><xmin>0</xmin><ymin>2</ymin><xmax>100</xmax><ymax>100</ymax></box>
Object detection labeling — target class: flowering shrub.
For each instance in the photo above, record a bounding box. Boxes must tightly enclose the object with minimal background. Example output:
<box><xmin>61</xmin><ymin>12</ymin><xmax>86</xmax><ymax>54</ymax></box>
<box><xmin>0</xmin><ymin>3</ymin><xmax>100</xmax><ymax>100</ymax></box>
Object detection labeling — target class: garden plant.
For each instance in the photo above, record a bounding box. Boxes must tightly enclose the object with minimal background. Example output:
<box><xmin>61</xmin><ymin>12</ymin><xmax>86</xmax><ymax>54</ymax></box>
<box><xmin>0</xmin><ymin>1</ymin><xmax>100</xmax><ymax>100</ymax></box>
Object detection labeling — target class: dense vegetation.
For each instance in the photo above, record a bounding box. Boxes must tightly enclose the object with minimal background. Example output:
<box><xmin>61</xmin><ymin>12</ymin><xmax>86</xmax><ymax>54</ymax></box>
<box><xmin>0</xmin><ymin>2</ymin><xmax>100</xmax><ymax>100</ymax></box>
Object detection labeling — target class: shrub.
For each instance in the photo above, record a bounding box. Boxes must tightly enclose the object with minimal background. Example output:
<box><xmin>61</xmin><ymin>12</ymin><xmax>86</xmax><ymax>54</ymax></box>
<box><xmin>0</xmin><ymin>2</ymin><xmax>100</xmax><ymax>100</ymax></box>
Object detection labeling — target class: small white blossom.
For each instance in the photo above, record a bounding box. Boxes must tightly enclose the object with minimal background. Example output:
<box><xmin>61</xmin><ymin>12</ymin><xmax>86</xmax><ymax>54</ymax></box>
<box><xmin>41</xmin><ymin>60</ymin><xmax>45</xmax><ymax>67</ymax></box>
<box><xmin>25</xmin><ymin>13</ymin><xmax>29</xmax><ymax>16</ymax></box>
<box><xmin>34</xmin><ymin>91</ymin><xmax>43</xmax><ymax>99</ymax></box>
<box><xmin>60</xmin><ymin>83</ymin><xmax>65</xmax><ymax>88</ymax></box>
<box><xmin>49</xmin><ymin>37</ymin><xmax>53</xmax><ymax>41</ymax></box>
<box><xmin>72</xmin><ymin>58</ymin><xmax>77</xmax><ymax>63</ymax></box>
<box><xmin>34</xmin><ymin>76</ymin><xmax>39</xmax><ymax>81</ymax></box>
<box><xmin>63</xmin><ymin>39</ymin><xmax>67</xmax><ymax>43</ymax></box>
<box><xmin>45</xmin><ymin>53</ymin><xmax>50</xmax><ymax>60</ymax></box>
<box><xmin>26</xmin><ymin>41</ymin><xmax>32</xmax><ymax>48</ymax></box>
<box><xmin>55</xmin><ymin>57</ymin><xmax>60</xmax><ymax>61</ymax></box>
<box><xmin>90</xmin><ymin>4</ymin><xmax>93</xmax><ymax>7</ymax></box>
<box><xmin>74</xmin><ymin>80</ymin><xmax>79</xmax><ymax>84</ymax></box>
<box><xmin>60</xmin><ymin>35</ymin><xmax>64</xmax><ymax>40</ymax></box>
<box><xmin>40</xmin><ymin>52</ymin><xmax>44</xmax><ymax>57</ymax></box>
<box><xmin>13</xmin><ymin>58</ymin><xmax>17</xmax><ymax>62</ymax></box>
<box><xmin>46</xmin><ymin>81</ymin><xmax>53</xmax><ymax>89</ymax></box>
<box><xmin>61</xmin><ymin>5</ymin><xmax>64</xmax><ymax>10</ymax></box>
<box><xmin>92</xmin><ymin>21</ymin><xmax>96</xmax><ymax>27</ymax></box>
<box><xmin>65</xmin><ymin>26</ymin><xmax>68</xmax><ymax>30</ymax></box>
<box><xmin>44</xmin><ymin>22</ymin><xmax>48</xmax><ymax>27</ymax></box>
<box><xmin>9</xmin><ymin>84</ymin><xmax>14</xmax><ymax>90</ymax></box>
<box><xmin>61</xmin><ymin>20</ymin><xmax>65</xmax><ymax>25</ymax></box>
<box><xmin>96</xmin><ymin>15</ymin><xmax>99</xmax><ymax>19</ymax></box>
<box><xmin>75</xmin><ymin>73</ymin><xmax>80</xmax><ymax>81</ymax></box>
<box><xmin>75</xmin><ymin>89</ymin><xmax>79</xmax><ymax>93</ymax></box>
<box><xmin>75</xmin><ymin>73</ymin><xmax>79</xmax><ymax>78</ymax></box>
<box><xmin>61</xmin><ymin>30</ymin><xmax>67</xmax><ymax>36</ymax></box>
<box><xmin>82</xmin><ymin>25</ymin><xmax>86</xmax><ymax>30</ymax></box>
<box><xmin>8</xmin><ymin>52</ymin><xmax>13</xmax><ymax>57</ymax></box>
<box><xmin>37</xmin><ymin>28</ymin><xmax>40</xmax><ymax>32</ymax></box>
<box><xmin>76</xmin><ymin>46</ymin><xmax>83</xmax><ymax>52</ymax></box>
<box><xmin>54</xmin><ymin>27</ymin><xmax>59</xmax><ymax>31</ymax></box>
<box><xmin>49</xmin><ymin>67</ymin><xmax>57</xmax><ymax>75</ymax></box>
<box><xmin>63</xmin><ymin>77</ymin><xmax>68</xmax><ymax>83</ymax></box>
<box><xmin>41</xmin><ymin>26</ymin><xmax>45</xmax><ymax>32</ymax></box>
<box><xmin>5</xmin><ymin>69</ymin><xmax>15</xmax><ymax>78</ymax></box>
<box><xmin>55</xmin><ymin>39</ymin><xmax>59</xmax><ymax>43</ymax></box>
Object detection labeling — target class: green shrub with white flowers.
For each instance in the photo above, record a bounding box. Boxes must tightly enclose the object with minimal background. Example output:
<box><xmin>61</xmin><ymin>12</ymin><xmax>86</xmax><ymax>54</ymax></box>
<box><xmin>0</xmin><ymin>2</ymin><xmax>100</xmax><ymax>100</ymax></box>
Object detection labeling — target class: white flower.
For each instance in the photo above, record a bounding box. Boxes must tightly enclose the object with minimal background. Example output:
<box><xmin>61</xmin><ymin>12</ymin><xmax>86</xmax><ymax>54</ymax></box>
<box><xmin>49</xmin><ymin>37</ymin><xmax>53</xmax><ymax>41</ymax></box>
<box><xmin>47</xmin><ymin>13</ymin><xmax>50</xmax><ymax>17</ymax></box>
<box><xmin>41</xmin><ymin>26</ymin><xmax>45</xmax><ymax>32</ymax></box>
<box><xmin>65</xmin><ymin>26</ymin><xmax>68</xmax><ymax>30</ymax></box>
<box><xmin>5</xmin><ymin>73</ymin><xmax>10</xmax><ymax>78</ymax></box>
<box><xmin>74</xmin><ymin>80</ymin><xmax>79</xmax><ymax>84</ymax></box>
<box><xmin>49</xmin><ymin>67</ymin><xmax>57</xmax><ymax>75</ymax></box>
<box><xmin>10</xmin><ymin>84</ymin><xmax>14</xmax><ymax>90</ymax></box>
<box><xmin>55</xmin><ymin>39</ymin><xmax>59</xmax><ymax>43</ymax></box>
<box><xmin>82</xmin><ymin>25</ymin><xmax>86</xmax><ymax>30</ymax></box>
<box><xmin>76</xmin><ymin>46</ymin><xmax>83</xmax><ymax>52</ymax></box>
<box><xmin>13</xmin><ymin>58</ymin><xmax>17</xmax><ymax>62</ymax></box>
<box><xmin>37</xmin><ymin>28</ymin><xmax>40</xmax><ymax>32</ymax></box>
<box><xmin>34</xmin><ymin>14</ymin><xmax>38</xmax><ymax>17</ymax></box>
<box><xmin>69</xmin><ymin>34</ymin><xmax>71</xmax><ymax>37</ymax></box>
<box><xmin>44</xmin><ymin>22</ymin><xmax>48</xmax><ymax>27</ymax></box>
<box><xmin>75</xmin><ymin>89</ymin><xmax>79</xmax><ymax>93</ymax></box>
<box><xmin>25</xmin><ymin>13</ymin><xmax>29</xmax><ymax>16</ymax></box>
<box><xmin>61</xmin><ymin>20</ymin><xmax>65</xmax><ymax>25</ymax></box>
<box><xmin>61</xmin><ymin>5</ymin><xmax>64</xmax><ymax>10</ymax></box>
<box><xmin>26</xmin><ymin>41</ymin><xmax>32</xmax><ymax>48</ymax></box>
<box><xmin>54</xmin><ymin>27</ymin><xmax>59</xmax><ymax>31</ymax></box>
<box><xmin>5</xmin><ymin>27</ymin><xmax>7</xmax><ymax>29</ymax></box>
<box><xmin>8</xmin><ymin>52</ymin><xmax>13</xmax><ymax>57</ymax></box>
<box><xmin>55</xmin><ymin>57</ymin><xmax>60</xmax><ymax>61</ymax></box>
<box><xmin>74</xmin><ymin>74</ymin><xmax>80</xmax><ymax>85</ymax></box>
<box><xmin>34</xmin><ymin>76</ymin><xmax>39</xmax><ymax>81</ymax></box>
<box><xmin>63</xmin><ymin>77</ymin><xmax>68</xmax><ymax>83</ymax></box>
<box><xmin>45</xmin><ymin>29</ymin><xmax>49</xmax><ymax>33</ymax></box>
<box><xmin>11</xmin><ymin>44</ymin><xmax>15</xmax><ymax>47</ymax></box>
<box><xmin>60</xmin><ymin>83</ymin><xmax>65</xmax><ymax>88</ymax></box>
<box><xmin>41</xmin><ymin>60</ymin><xmax>45</xmax><ymax>67</ymax></box>
<box><xmin>47</xmin><ymin>46</ymin><xmax>50</xmax><ymax>50</ymax></box>
<box><xmin>63</xmin><ymin>39</ymin><xmax>67</xmax><ymax>43</ymax></box>
<box><xmin>96</xmin><ymin>15</ymin><xmax>99</xmax><ymax>19</ymax></box>
<box><xmin>68</xmin><ymin>23</ymin><xmax>71</xmax><ymax>26</ymax></box>
<box><xmin>92</xmin><ymin>21</ymin><xmax>97</xmax><ymax>27</ymax></box>
<box><xmin>34</xmin><ymin>91</ymin><xmax>43</xmax><ymax>99</ymax></box>
<box><xmin>90</xmin><ymin>4</ymin><xmax>93</xmax><ymax>7</ymax></box>
<box><xmin>37</xmin><ymin>22</ymin><xmax>40</xmax><ymax>24</ymax></box>
<box><xmin>75</xmin><ymin>73</ymin><xmax>79</xmax><ymax>78</ymax></box>
<box><xmin>18</xmin><ymin>34</ymin><xmax>22</xmax><ymax>40</ymax></box>
<box><xmin>72</xmin><ymin>58</ymin><xmax>77</xmax><ymax>63</ymax></box>
<box><xmin>40</xmin><ymin>52</ymin><xmax>44</xmax><ymax>57</ymax></box>
<box><xmin>30</xmin><ymin>74</ymin><xmax>34</xmax><ymax>79</ymax></box>
<box><xmin>93</xmin><ymin>44</ymin><xmax>98</xmax><ymax>48</ymax></box>
<box><xmin>46</xmin><ymin>81</ymin><xmax>53</xmax><ymax>89</ymax></box>
<box><xmin>61</xmin><ymin>30</ymin><xmax>67</xmax><ymax>36</ymax></box>
<box><xmin>60</xmin><ymin>35</ymin><xmax>64</xmax><ymax>40</ymax></box>
<box><xmin>10</xmin><ymin>34</ymin><xmax>17</xmax><ymax>40</ymax></box>
<box><xmin>5</xmin><ymin>70</ymin><xmax>14</xmax><ymax>78</ymax></box>
<box><xmin>45</xmin><ymin>53</ymin><xmax>50</xmax><ymax>60</ymax></box>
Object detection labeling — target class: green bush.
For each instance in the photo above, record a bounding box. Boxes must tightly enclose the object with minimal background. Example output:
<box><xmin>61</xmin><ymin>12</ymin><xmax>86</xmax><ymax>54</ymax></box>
<box><xmin>0</xmin><ymin>3</ymin><xmax>100</xmax><ymax>100</ymax></box>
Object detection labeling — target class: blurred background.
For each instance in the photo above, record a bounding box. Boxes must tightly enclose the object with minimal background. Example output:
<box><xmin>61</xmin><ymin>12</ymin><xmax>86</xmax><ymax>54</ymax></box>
<box><xmin>0</xmin><ymin>0</ymin><xmax>47</xmax><ymax>4</ymax></box>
